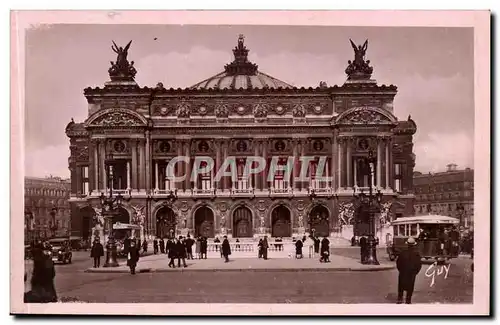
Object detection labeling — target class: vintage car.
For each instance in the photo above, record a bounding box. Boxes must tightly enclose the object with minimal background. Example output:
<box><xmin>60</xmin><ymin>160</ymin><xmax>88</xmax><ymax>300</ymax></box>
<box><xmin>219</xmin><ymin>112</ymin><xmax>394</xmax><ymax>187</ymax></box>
<box><xmin>48</xmin><ymin>237</ymin><xmax>73</xmax><ymax>264</ymax></box>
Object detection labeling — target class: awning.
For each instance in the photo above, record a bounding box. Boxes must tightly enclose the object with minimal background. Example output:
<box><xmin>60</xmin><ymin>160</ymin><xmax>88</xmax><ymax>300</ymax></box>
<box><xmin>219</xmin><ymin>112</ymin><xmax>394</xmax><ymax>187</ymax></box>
<box><xmin>113</xmin><ymin>222</ymin><xmax>141</xmax><ymax>230</ymax></box>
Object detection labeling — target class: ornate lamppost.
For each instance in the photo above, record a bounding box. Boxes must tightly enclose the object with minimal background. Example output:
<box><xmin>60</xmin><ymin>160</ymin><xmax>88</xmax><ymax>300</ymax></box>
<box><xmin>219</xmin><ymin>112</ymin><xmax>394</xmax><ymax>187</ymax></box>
<box><xmin>100</xmin><ymin>153</ymin><xmax>129</xmax><ymax>268</ymax></box>
<box><xmin>353</xmin><ymin>150</ymin><xmax>383</xmax><ymax>265</ymax></box>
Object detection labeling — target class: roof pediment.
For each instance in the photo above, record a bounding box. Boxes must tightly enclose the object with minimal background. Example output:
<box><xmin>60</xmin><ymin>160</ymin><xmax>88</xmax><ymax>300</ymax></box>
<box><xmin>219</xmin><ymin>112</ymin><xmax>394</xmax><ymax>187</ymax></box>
<box><xmin>85</xmin><ymin>108</ymin><xmax>148</xmax><ymax>128</ymax></box>
<box><xmin>335</xmin><ymin>106</ymin><xmax>397</xmax><ymax>126</ymax></box>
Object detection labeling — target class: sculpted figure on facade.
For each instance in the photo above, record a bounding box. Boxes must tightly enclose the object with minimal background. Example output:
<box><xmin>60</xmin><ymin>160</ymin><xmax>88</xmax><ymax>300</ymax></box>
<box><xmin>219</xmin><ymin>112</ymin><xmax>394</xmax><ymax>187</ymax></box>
<box><xmin>338</xmin><ymin>202</ymin><xmax>355</xmax><ymax>226</ymax></box>
<box><xmin>345</xmin><ymin>39</ymin><xmax>373</xmax><ymax>78</ymax></box>
<box><xmin>177</xmin><ymin>102</ymin><xmax>191</xmax><ymax>118</ymax></box>
<box><xmin>292</xmin><ymin>104</ymin><xmax>306</xmax><ymax>118</ymax></box>
<box><xmin>215</xmin><ymin>104</ymin><xmax>230</xmax><ymax>118</ymax></box>
<box><xmin>253</xmin><ymin>104</ymin><xmax>268</xmax><ymax>118</ymax></box>
<box><xmin>379</xmin><ymin>202</ymin><xmax>393</xmax><ymax>225</ymax></box>
<box><xmin>93</xmin><ymin>112</ymin><xmax>143</xmax><ymax>127</ymax></box>
<box><xmin>131</xmin><ymin>205</ymin><xmax>146</xmax><ymax>226</ymax></box>
<box><xmin>108</xmin><ymin>40</ymin><xmax>137</xmax><ymax>80</ymax></box>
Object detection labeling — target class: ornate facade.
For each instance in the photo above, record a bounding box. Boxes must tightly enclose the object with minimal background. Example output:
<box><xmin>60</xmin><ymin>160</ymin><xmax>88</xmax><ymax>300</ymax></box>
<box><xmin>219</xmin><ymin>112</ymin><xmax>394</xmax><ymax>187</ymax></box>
<box><xmin>413</xmin><ymin>164</ymin><xmax>474</xmax><ymax>228</ymax></box>
<box><xmin>66</xmin><ymin>35</ymin><xmax>417</xmax><ymax>242</ymax></box>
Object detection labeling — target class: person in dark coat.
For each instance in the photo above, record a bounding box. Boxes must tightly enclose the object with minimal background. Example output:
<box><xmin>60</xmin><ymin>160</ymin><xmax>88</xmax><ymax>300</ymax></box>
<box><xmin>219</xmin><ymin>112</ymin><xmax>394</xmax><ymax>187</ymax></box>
<box><xmin>176</xmin><ymin>236</ymin><xmax>188</xmax><ymax>268</ymax></box>
<box><xmin>359</xmin><ymin>236</ymin><xmax>367</xmax><ymax>263</ymax></box>
<box><xmin>257</xmin><ymin>239</ymin><xmax>264</xmax><ymax>258</ymax></box>
<box><xmin>262</xmin><ymin>236</ymin><xmax>269</xmax><ymax>260</ymax></box>
<box><xmin>351</xmin><ymin>236</ymin><xmax>356</xmax><ymax>247</ymax></box>
<box><xmin>142</xmin><ymin>239</ymin><xmax>148</xmax><ymax>254</ymax></box>
<box><xmin>153</xmin><ymin>238</ymin><xmax>158</xmax><ymax>254</ymax></box>
<box><xmin>320</xmin><ymin>236</ymin><xmax>330</xmax><ymax>263</ymax></box>
<box><xmin>24</xmin><ymin>242</ymin><xmax>57</xmax><ymax>303</ymax></box>
<box><xmin>449</xmin><ymin>227</ymin><xmax>460</xmax><ymax>257</ymax></box>
<box><xmin>313</xmin><ymin>236</ymin><xmax>321</xmax><ymax>256</ymax></box>
<box><xmin>295</xmin><ymin>238</ymin><xmax>303</xmax><ymax>259</ymax></box>
<box><xmin>200</xmin><ymin>237</ymin><xmax>208</xmax><ymax>259</ymax></box>
<box><xmin>127</xmin><ymin>240</ymin><xmax>140</xmax><ymax>274</ymax></box>
<box><xmin>123</xmin><ymin>236</ymin><xmax>131</xmax><ymax>256</ymax></box>
<box><xmin>214</xmin><ymin>237</ymin><xmax>221</xmax><ymax>253</ymax></box>
<box><xmin>167</xmin><ymin>238</ymin><xmax>177</xmax><ymax>268</ymax></box>
<box><xmin>221</xmin><ymin>236</ymin><xmax>231</xmax><ymax>262</ymax></box>
<box><xmin>90</xmin><ymin>238</ymin><xmax>104</xmax><ymax>268</ymax></box>
<box><xmin>159</xmin><ymin>238</ymin><xmax>166</xmax><ymax>254</ymax></box>
<box><xmin>396</xmin><ymin>237</ymin><xmax>423</xmax><ymax>304</ymax></box>
<box><xmin>185</xmin><ymin>235</ymin><xmax>194</xmax><ymax>260</ymax></box>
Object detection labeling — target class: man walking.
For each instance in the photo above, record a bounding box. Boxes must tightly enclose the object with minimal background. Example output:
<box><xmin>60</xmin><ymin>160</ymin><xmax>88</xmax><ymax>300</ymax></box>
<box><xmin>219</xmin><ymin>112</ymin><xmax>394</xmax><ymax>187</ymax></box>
<box><xmin>221</xmin><ymin>235</ymin><xmax>231</xmax><ymax>262</ymax></box>
<box><xmin>127</xmin><ymin>240</ymin><xmax>141</xmax><ymax>275</ymax></box>
<box><xmin>153</xmin><ymin>237</ymin><xmax>159</xmax><ymax>254</ymax></box>
<box><xmin>320</xmin><ymin>236</ymin><xmax>330</xmax><ymax>263</ymax></box>
<box><xmin>142</xmin><ymin>239</ymin><xmax>148</xmax><ymax>255</ymax></box>
<box><xmin>396</xmin><ymin>237</ymin><xmax>423</xmax><ymax>304</ymax></box>
<box><xmin>176</xmin><ymin>236</ymin><xmax>188</xmax><ymax>268</ymax></box>
<box><xmin>359</xmin><ymin>236</ymin><xmax>367</xmax><ymax>263</ymax></box>
<box><xmin>159</xmin><ymin>237</ymin><xmax>165</xmax><ymax>254</ymax></box>
<box><xmin>262</xmin><ymin>236</ymin><xmax>269</xmax><ymax>260</ymax></box>
<box><xmin>90</xmin><ymin>238</ymin><xmax>104</xmax><ymax>268</ymax></box>
<box><xmin>185</xmin><ymin>235</ymin><xmax>194</xmax><ymax>260</ymax></box>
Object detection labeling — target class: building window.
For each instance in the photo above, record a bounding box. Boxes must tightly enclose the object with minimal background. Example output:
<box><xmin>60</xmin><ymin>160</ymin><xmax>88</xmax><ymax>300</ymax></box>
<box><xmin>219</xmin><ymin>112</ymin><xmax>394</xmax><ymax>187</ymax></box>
<box><xmin>199</xmin><ymin>161</ymin><xmax>212</xmax><ymax>191</ymax></box>
<box><xmin>81</xmin><ymin>166</ymin><xmax>89</xmax><ymax>195</ymax></box>
<box><xmin>394</xmin><ymin>163</ymin><xmax>402</xmax><ymax>192</ymax></box>
<box><xmin>310</xmin><ymin>158</ymin><xmax>328</xmax><ymax>189</ymax></box>
<box><xmin>272</xmin><ymin>158</ymin><xmax>288</xmax><ymax>191</ymax></box>
<box><xmin>109</xmin><ymin>160</ymin><xmax>128</xmax><ymax>190</ymax></box>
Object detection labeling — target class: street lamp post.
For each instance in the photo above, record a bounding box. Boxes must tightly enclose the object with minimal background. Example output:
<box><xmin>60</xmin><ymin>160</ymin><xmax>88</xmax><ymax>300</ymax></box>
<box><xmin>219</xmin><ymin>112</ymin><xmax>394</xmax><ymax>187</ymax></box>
<box><xmin>100</xmin><ymin>154</ymin><xmax>128</xmax><ymax>268</ymax></box>
<box><xmin>354</xmin><ymin>150</ymin><xmax>382</xmax><ymax>265</ymax></box>
<box><xmin>49</xmin><ymin>206</ymin><xmax>58</xmax><ymax>238</ymax></box>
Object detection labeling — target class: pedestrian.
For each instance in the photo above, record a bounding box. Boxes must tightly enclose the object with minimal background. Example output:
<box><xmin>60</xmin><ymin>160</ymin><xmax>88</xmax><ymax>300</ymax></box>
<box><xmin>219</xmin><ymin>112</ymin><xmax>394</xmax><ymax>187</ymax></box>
<box><xmin>127</xmin><ymin>240</ymin><xmax>140</xmax><ymax>275</ymax></box>
<box><xmin>396</xmin><ymin>237</ymin><xmax>422</xmax><ymax>304</ymax></box>
<box><xmin>90</xmin><ymin>238</ymin><xmax>104</xmax><ymax>268</ymax></box>
<box><xmin>449</xmin><ymin>226</ymin><xmax>460</xmax><ymax>257</ymax></box>
<box><xmin>153</xmin><ymin>237</ymin><xmax>158</xmax><ymax>254</ymax></box>
<box><xmin>295</xmin><ymin>238</ymin><xmax>303</xmax><ymax>259</ymax></box>
<box><xmin>214</xmin><ymin>236</ymin><xmax>221</xmax><ymax>253</ymax></box>
<box><xmin>176</xmin><ymin>236</ymin><xmax>188</xmax><ymax>268</ymax></box>
<box><xmin>221</xmin><ymin>235</ymin><xmax>231</xmax><ymax>263</ymax></box>
<box><xmin>262</xmin><ymin>236</ymin><xmax>269</xmax><ymax>260</ymax></box>
<box><xmin>159</xmin><ymin>237</ymin><xmax>165</xmax><ymax>254</ymax></box>
<box><xmin>320</xmin><ymin>236</ymin><xmax>330</xmax><ymax>263</ymax></box>
<box><xmin>142</xmin><ymin>239</ymin><xmax>148</xmax><ymax>255</ymax></box>
<box><xmin>359</xmin><ymin>236</ymin><xmax>367</xmax><ymax>263</ymax></box>
<box><xmin>351</xmin><ymin>235</ymin><xmax>356</xmax><ymax>247</ymax></box>
<box><xmin>195</xmin><ymin>236</ymin><xmax>201</xmax><ymax>259</ymax></box>
<box><xmin>201</xmin><ymin>237</ymin><xmax>208</xmax><ymax>259</ymax></box>
<box><xmin>235</xmin><ymin>238</ymin><xmax>240</xmax><ymax>250</ymax></box>
<box><xmin>24</xmin><ymin>242</ymin><xmax>58</xmax><ymax>303</ymax></box>
<box><xmin>185</xmin><ymin>235</ymin><xmax>194</xmax><ymax>260</ymax></box>
<box><xmin>313</xmin><ymin>236</ymin><xmax>320</xmax><ymax>257</ymax></box>
<box><xmin>257</xmin><ymin>238</ymin><xmax>264</xmax><ymax>258</ymax></box>
<box><xmin>167</xmin><ymin>237</ymin><xmax>177</xmax><ymax>268</ymax></box>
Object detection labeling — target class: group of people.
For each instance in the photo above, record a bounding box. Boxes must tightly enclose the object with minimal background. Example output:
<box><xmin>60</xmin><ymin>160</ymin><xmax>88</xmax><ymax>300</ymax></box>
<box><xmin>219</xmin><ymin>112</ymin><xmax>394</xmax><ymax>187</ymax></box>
<box><xmin>293</xmin><ymin>235</ymin><xmax>331</xmax><ymax>262</ymax></box>
<box><xmin>153</xmin><ymin>235</ymin><xmax>209</xmax><ymax>260</ymax></box>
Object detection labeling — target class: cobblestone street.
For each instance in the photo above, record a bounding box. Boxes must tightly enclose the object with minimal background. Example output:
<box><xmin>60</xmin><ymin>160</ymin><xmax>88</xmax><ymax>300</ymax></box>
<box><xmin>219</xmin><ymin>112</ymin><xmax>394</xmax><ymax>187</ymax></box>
<box><xmin>27</xmin><ymin>250</ymin><xmax>474</xmax><ymax>304</ymax></box>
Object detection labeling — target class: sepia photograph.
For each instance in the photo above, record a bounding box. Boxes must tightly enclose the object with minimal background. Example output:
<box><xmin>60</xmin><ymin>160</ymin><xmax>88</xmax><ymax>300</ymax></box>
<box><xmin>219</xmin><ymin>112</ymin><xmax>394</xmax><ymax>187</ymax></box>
<box><xmin>10</xmin><ymin>10</ymin><xmax>490</xmax><ymax>315</ymax></box>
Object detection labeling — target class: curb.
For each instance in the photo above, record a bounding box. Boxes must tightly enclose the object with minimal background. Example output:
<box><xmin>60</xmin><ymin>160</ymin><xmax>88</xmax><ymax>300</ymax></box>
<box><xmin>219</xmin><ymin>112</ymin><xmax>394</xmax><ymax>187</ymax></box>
<box><xmin>85</xmin><ymin>265</ymin><xmax>395</xmax><ymax>274</ymax></box>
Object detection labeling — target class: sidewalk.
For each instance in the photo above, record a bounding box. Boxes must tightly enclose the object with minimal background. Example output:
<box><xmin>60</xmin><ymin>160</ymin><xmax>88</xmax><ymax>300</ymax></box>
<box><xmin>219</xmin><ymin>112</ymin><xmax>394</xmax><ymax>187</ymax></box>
<box><xmin>85</xmin><ymin>253</ymin><xmax>395</xmax><ymax>273</ymax></box>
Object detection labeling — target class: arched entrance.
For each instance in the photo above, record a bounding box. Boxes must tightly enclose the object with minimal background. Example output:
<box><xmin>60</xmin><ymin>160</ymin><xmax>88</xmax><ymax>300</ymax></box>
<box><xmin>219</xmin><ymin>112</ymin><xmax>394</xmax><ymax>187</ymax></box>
<box><xmin>156</xmin><ymin>206</ymin><xmax>177</xmax><ymax>239</ymax></box>
<box><xmin>79</xmin><ymin>206</ymin><xmax>95</xmax><ymax>241</ymax></box>
<box><xmin>194</xmin><ymin>206</ymin><xmax>215</xmax><ymax>238</ymax></box>
<box><xmin>309</xmin><ymin>205</ymin><xmax>330</xmax><ymax>237</ymax></box>
<box><xmin>232</xmin><ymin>206</ymin><xmax>253</xmax><ymax>238</ymax></box>
<box><xmin>271</xmin><ymin>205</ymin><xmax>292</xmax><ymax>238</ymax></box>
<box><xmin>113</xmin><ymin>207</ymin><xmax>130</xmax><ymax>225</ymax></box>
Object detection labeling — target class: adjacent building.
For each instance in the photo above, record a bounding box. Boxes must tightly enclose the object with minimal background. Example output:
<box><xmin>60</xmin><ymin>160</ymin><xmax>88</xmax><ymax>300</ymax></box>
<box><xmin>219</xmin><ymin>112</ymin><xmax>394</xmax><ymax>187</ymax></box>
<box><xmin>24</xmin><ymin>176</ymin><xmax>71</xmax><ymax>242</ymax></box>
<box><xmin>66</xmin><ymin>35</ymin><xmax>417</xmax><ymax>243</ymax></box>
<box><xmin>413</xmin><ymin>164</ymin><xmax>474</xmax><ymax>228</ymax></box>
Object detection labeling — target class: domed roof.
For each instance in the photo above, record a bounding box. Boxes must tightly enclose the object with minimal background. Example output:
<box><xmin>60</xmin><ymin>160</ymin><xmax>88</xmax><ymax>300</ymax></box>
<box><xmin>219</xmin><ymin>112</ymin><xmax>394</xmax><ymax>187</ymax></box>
<box><xmin>190</xmin><ymin>35</ymin><xmax>294</xmax><ymax>90</ymax></box>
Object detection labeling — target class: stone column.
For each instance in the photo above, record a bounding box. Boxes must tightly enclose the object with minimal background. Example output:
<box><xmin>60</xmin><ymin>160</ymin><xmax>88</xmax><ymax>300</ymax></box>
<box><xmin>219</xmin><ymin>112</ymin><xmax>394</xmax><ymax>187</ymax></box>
<box><xmin>223</xmin><ymin>140</ymin><xmax>229</xmax><ymax>191</ymax></box>
<box><xmin>254</xmin><ymin>140</ymin><xmax>260</xmax><ymax>191</ymax></box>
<box><xmin>99</xmin><ymin>140</ymin><xmax>106</xmax><ymax>191</ymax></box>
<box><xmin>154</xmin><ymin>161</ymin><xmax>159</xmax><ymax>190</ymax></box>
<box><xmin>127</xmin><ymin>161</ymin><xmax>131</xmax><ymax>190</ymax></box>
<box><xmin>346</xmin><ymin>138</ymin><xmax>352</xmax><ymax>188</ymax></box>
<box><xmin>131</xmin><ymin>139</ymin><xmax>138</xmax><ymax>191</ymax></box>
<box><xmin>185</xmin><ymin>140</ymin><xmax>191</xmax><ymax>191</ymax></box>
<box><xmin>353</xmin><ymin>159</ymin><xmax>357</xmax><ymax>187</ymax></box>
<box><xmin>331</xmin><ymin>137</ymin><xmax>337</xmax><ymax>190</ymax></box>
<box><xmin>262</xmin><ymin>140</ymin><xmax>268</xmax><ymax>190</ymax></box>
<box><xmin>299</xmin><ymin>139</ymin><xmax>306</xmax><ymax>191</ymax></box>
<box><xmin>92</xmin><ymin>139</ymin><xmax>99</xmax><ymax>192</ymax></box>
<box><xmin>292</xmin><ymin>139</ymin><xmax>298</xmax><ymax>191</ymax></box>
<box><xmin>140</xmin><ymin>139</ymin><xmax>147</xmax><ymax>190</ymax></box>
<box><xmin>385</xmin><ymin>138</ymin><xmax>391</xmax><ymax>189</ymax></box>
<box><xmin>215</xmin><ymin>140</ymin><xmax>222</xmax><ymax>191</ymax></box>
<box><xmin>176</xmin><ymin>141</ymin><xmax>183</xmax><ymax>191</ymax></box>
<box><xmin>337</xmin><ymin>138</ymin><xmax>343</xmax><ymax>189</ymax></box>
<box><xmin>377</xmin><ymin>138</ymin><xmax>382</xmax><ymax>188</ymax></box>
<box><xmin>145</xmin><ymin>131</ymin><xmax>151</xmax><ymax>191</ymax></box>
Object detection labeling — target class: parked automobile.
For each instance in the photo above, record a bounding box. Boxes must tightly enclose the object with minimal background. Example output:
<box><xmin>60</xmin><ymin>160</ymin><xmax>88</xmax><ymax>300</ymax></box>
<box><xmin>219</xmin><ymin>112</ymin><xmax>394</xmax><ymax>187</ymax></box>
<box><xmin>48</xmin><ymin>237</ymin><xmax>72</xmax><ymax>264</ymax></box>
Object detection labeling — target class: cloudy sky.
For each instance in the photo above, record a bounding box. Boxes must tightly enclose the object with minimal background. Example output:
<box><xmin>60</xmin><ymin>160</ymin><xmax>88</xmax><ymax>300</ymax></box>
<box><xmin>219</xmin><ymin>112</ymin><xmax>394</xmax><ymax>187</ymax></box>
<box><xmin>24</xmin><ymin>24</ymin><xmax>474</xmax><ymax>178</ymax></box>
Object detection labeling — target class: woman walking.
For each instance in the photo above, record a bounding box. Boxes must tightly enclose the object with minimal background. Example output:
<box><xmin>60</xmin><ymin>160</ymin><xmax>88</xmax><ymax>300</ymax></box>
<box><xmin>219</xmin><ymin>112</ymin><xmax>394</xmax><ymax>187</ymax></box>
<box><xmin>127</xmin><ymin>241</ymin><xmax>141</xmax><ymax>274</ymax></box>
